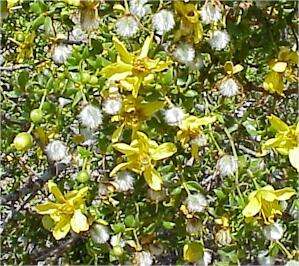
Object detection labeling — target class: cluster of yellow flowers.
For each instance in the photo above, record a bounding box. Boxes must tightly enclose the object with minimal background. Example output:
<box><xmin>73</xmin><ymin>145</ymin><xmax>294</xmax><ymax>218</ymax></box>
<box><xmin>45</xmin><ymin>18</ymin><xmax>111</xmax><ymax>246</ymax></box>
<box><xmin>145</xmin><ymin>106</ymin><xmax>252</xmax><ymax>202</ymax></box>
<box><xmin>27</xmin><ymin>0</ymin><xmax>297</xmax><ymax>249</ymax></box>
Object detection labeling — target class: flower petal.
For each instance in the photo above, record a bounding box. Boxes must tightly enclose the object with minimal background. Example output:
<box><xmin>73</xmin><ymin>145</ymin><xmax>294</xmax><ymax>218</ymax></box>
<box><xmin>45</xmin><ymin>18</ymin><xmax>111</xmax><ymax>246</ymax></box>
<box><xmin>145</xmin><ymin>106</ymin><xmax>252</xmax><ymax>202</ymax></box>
<box><xmin>48</xmin><ymin>181</ymin><xmax>65</xmax><ymax>202</ymax></box>
<box><xmin>112</xmin><ymin>36</ymin><xmax>134</xmax><ymax>64</ymax></box>
<box><xmin>267</xmin><ymin>114</ymin><xmax>289</xmax><ymax>132</ymax></box>
<box><xmin>139</xmin><ymin>34</ymin><xmax>153</xmax><ymax>58</ymax></box>
<box><xmin>242</xmin><ymin>197</ymin><xmax>261</xmax><ymax>218</ymax></box>
<box><xmin>274</xmin><ymin>187</ymin><xmax>296</xmax><ymax>200</ymax></box>
<box><xmin>35</xmin><ymin>202</ymin><xmax>61</xmax><ymax>214</ymax></box>
<box><xmin>112</xmin><ymin>143</ymin><xmax>138</xmax><ymax>155</ymax></box>
<box><xmin>52</xmin><ymin>215</ymin><xmax>71</xmax><ymax>240</ymax></box>
<box><xmin>289</xmin><ymin>147</ymin><xmax>299</xmax><ymax>172</ymax></box>
<box><xmin>70</xmin><ymin>210</ymin><xmax>89</xmax><ymax>234</ymax></box>
<box><xmin>144</xmin><ymin>167</ymin><xmax>163</xmax><ymax>191</ymax></box>
<box><xmin>151</xmin><ymin>143</ymin><xmax>177</xmax><ymax>161</ymax></box>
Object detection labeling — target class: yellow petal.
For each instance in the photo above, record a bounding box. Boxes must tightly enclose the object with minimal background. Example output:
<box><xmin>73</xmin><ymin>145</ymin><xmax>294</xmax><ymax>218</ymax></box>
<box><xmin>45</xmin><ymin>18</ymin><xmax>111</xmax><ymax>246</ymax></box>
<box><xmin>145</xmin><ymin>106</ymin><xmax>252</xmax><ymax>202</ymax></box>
<box><xmin>110</xmin><ymin>162</ymin><xmax>130</xmax><ymax>176</ymax></box>
<box><xmin>224</xmin><ymin>61</ymin><xmax>234</xmax><ymax>75</ymax></box>
<box><xmin>260</xmin><ymin>191</ymin><xmax>276</xmax><ymax>202</ymax></box>
<box><xmin>270</xmin><ymin>61</ymin><xmax>287</xmax><ymax>73</ymax></box>
<box><xmin>263</xmin><ymin>71</ymin><xmax>284</xmax><ymax>95</ymax></box>
<box><xmin>267</xmin><ymin>114</ymin><xmax>289</xmax><ymax>132</ymax></box>
<box><xmin>183</xmin><ymin>242</ymin><xmax>204</xmax><ymax>263</ymax></box>
<box><xmin>112</xmin><ymin>36</ymin><xmax>134</xmax><ymax>64</ymax></box>
<box><xmin>112</xmin><ymin>143</ymin><xmax>138</xmax><ymax>155</ymax></box>
<box><xmin>70</xmin><ymin>210</ymin><xmax>89</xmax><ymax>233</ymax></box>
<box><xmin>48</xmin><ymin>181</ymin><xmax>65</xmax><ymax>202</ymax></box>
<box><xmin>194</xmin><ymin>21</ymin><xmax>203</xmax><ymax>44</ymax></box>
<box><xmin>52</xmin><ymin>215</ymin><xmax>71</xmax><ymax>240</ymax></box>
<box><xmin>242</xmin><ymin>197</ymin><xmax>261</xmax><ymax>217</ymax></box>
<box><xmin>144</xmin><ymin>167</ymin><xmax>162</xmax><ymax>191</ymax></box>
<box><xmin>112</xmin><ymin>123</ymin><xmax>125</xmax><ymax>143</ymax></box>
<box><xmin>139</xmin><ymin>34</ymin><xmax>153</xmax><ymax>59</ymax></box>
<box><xmin>289</xmin><ymin>147</ymin><xmax>299</xmax><ymax>172</ymax></box>
<box><xmin>274</xmin><ymin>187</ymin><xmax>296</xmax><ymax>200</ymax></box>
<box><xmin>151</xmin><ymin>143</ymin><xmax>177</xmax><ymax>161</ymax></box>
<box><xmin>100</xmin><ymin>63</ymin><xmax>133</xmax><ymax>79</ymax></box>
<box><xmin>196</xmin><ymin>116</ymin><xmax>217</xmax><ymax>126</ymax></box>
<box><xmin>35</xmin><ymin>202</ymin><xmax>61</xmax><ymax>215</ymax></box>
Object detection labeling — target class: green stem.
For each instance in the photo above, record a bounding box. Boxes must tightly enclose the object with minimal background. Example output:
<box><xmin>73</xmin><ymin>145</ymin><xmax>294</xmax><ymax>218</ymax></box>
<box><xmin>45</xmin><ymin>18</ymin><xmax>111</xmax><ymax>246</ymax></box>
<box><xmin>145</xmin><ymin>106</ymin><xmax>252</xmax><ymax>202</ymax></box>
<box><xmin>39</xmin><ymin>89</ymin><xmax>47</xmax><ymax>110</ymax></box>
<box><xmin>82</xmin><ymin>158</ymin><xmax>88</xmax><ymax>171</ymax></box>
<box><xmin>27</xmin><ymin>123</ymin><xmax>34</xmax><ymax>134</ymax></box>
<box><xmin>182</xmin><ymin>182</ymin><xmax>191</xmax><ymax>196</ymax></box>
<box><xmin>223</xmin><ymin>127</ymin><xmax>243</xmax><ymax>200</ymax></box>
<box><xmin>276</xmin><ymin>240</ymin><xmax>293</xmax><ymax>259</ymax></box>
<box><xmin>208</xmin><ymin>125</ymin><xmax>223</xmax><ymax>155</ymax></box>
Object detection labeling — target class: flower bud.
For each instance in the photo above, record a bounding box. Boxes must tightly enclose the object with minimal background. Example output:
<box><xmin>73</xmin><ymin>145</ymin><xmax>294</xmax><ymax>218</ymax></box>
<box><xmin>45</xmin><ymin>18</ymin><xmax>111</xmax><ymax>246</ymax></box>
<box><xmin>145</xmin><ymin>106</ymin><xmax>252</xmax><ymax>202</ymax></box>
<box><xmin>215</xmin><ymin>228</ymin><xmax>232</xmax><ymax>245</ymax></box>
<box><xmin>30</xmin><ymin>109</ymin><xmax>43</xmax><ymax>123</ymax></box>
<box><xmin>112</xmin><ymin>245</ymin><xmax>124</xmax><ymax>257</ymax></box>
<box><xmin>76</xmin><ymin>170</ymin><xmax>90</xmax><ymax>183</ymax></box>
<box><xmin>13</xmin><ymin>132</ymin><xmax>33</xmax><ymax>151</ymax></box>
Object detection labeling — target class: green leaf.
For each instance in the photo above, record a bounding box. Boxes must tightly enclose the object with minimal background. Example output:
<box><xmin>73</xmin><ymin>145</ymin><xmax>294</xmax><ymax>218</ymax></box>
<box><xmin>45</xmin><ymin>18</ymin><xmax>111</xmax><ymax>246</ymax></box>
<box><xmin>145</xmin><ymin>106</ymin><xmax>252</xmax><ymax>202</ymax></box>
<box><xmin>184</xmin><ymin>181</ymin><xmax>202</xmax><ymax>192</ymax></box>
<box><xmin>111</xmin><ymin>223</ymin><xmax>125</xmax><ymax>233</ymax></box>
<box><xmin>162</xmin><ymin>221</ymin><xmax>175</xmax><ymax>230</ymax></box>
<box><xmin>77</xmin><ymin>147</ymin><xmax>92</xmax><ymax>159</ymax></box>
<box><xmin>184</xmin><ymin>90</ymin><xmax>198</xmax><ymax>97</ymax></box>
<box><xmin>18</xmin><ymin>70</ymin><xmax>29</xmax><ymax>88</ymax></box>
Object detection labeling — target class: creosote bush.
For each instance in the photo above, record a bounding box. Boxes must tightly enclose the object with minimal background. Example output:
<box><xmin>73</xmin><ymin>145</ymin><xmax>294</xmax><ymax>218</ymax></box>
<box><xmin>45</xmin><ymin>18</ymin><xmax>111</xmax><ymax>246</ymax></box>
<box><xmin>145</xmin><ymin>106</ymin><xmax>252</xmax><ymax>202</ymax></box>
<box><xmin>1</xmin><ymin>0</ymin><xmax>298</xmax><ymax>265</ymax></box>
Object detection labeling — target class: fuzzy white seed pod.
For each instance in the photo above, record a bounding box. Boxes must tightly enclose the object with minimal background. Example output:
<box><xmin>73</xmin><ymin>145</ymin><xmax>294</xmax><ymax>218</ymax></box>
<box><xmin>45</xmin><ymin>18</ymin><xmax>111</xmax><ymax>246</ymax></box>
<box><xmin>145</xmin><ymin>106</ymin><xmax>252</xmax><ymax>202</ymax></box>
<box><xmin>90</xmin><ymin>224</ymin><xmax>110</xmax><ymax>244</ymax></box>
<box><xmin>98</xmin><ymin>183</ymin><xmax>108</xmax><ymax>196</ymax></box>
<box><xmin>209</xmin><ymin>30</ymin><xmax>230</xmax><ymax>51</ymax></box>
<box><xmin>284</xmin><ymin>260</ymin><xmax>299</xmax><ymax>266</ymax></box>
<box><xmin>134</xmin><ymin>251</ymin><xmax>153</xmax><ymax>266</ymax></box>
<box><xmin>52</xmin><ymin>44</ymin><xmax>72</xmax><ymax>64</ymax></box>
<box><xmin>110</xmin><ymin>234</ymin><xmax>126</xmax><ymax>247</ymax></box>
<box><xmin>79</xmin><ymin>105</ymin><xmax>103</xmax><ymax>129</ymax></box>
<box><xmin>164</xmin><ymin>107</ymin><xmax>185</xmax><ymax>126</ymax></box>
<box><xmin>116</xmin><ymin>15</ymin><xmax>139</xmax><ymax>38</ymax></box>
<box><xmin>130</xmin><ymin>0</ymin><xmax>151</xmax><ymax>18</ymax></box>
<box><xmin>263</xmin><ymin>222</ymin><xmax>284</xmax><ymax>241</ymax></box>
<box><xmin>200</xmin><ymin>2</ymin><xmax>222</xmax><ymax>24</ymax></box>
<box><xmin>70</xmin><ymin>27</ymin><xmax>87</xmax><ymax>42</ymax></box>
<box><xmin>191</xmin><ymin>135</ymin><xmax>208</xmax><ymax>147</ymax></box>
<box><xmin>103</xmin><ymin>98</ymin><xmax>122</xmax><ymax>115</ymax></box>
<box><xmin>58</xmin><ymin>97</ymin><xmax>72</xmax><ymax>107</ymax></box>
<box><xmin>186</xmin><ymin>219</ymin><xmax>201</xmax><ymax>235</ymax></box>
<box><xmin>114</xmin><ymin>171</ymin><xmax>134</xmax><ymax>192</ymax></box>
<box><xmin>80</xmin><ymin>8</ymin><xmax>99</xmax><ymax>32</ymax></box>
<box><xmin>219</xmin><ymin>78</ymin><xmax>240</xmax><ymax>97</ymax></box>
<box><xmin>148</xmin><ymin>189</ymin><xmax>166</xmax><ymax>202</ymax></box>
<box><xmin>45</xmin><ymin>140</ymin><xmax>67</xmax><ymax>162</ymax></box>
<box><xmin>152</xmin><ymin>10</ymin><xmax>175</xmax><ymax>35</ymax></box>
<box><xmin>218</xmin><ymin>155</ymin><xmax>238</xmax><ymax>177</ymax></box>
<box><xmin>173</xmin><ymin>43</ymin><xmax>195</xmax><ymax>64</ymax></box>
<box><xmin>186</xmin><ymin>193</ymin><xmax>207</xmax><ymax>213</ymax></box>
<box><xmin>257</xmin><ymin>251</ymin><xmax>274</xmax><ymax>266</ymax></box>
<box><xmin>197</xmin><ymin>251</ymin><xmax>212</xmax><ymax>266</ymax></box>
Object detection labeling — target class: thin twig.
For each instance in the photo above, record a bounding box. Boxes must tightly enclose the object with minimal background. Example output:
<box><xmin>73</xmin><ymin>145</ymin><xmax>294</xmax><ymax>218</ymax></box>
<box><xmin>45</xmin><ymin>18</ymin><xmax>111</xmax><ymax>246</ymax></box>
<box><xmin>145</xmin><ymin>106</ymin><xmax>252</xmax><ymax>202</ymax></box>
<box><xmin>0</xmin><ymin>163</ymin><xmax>66</xmax><ymax>205</ymax></box>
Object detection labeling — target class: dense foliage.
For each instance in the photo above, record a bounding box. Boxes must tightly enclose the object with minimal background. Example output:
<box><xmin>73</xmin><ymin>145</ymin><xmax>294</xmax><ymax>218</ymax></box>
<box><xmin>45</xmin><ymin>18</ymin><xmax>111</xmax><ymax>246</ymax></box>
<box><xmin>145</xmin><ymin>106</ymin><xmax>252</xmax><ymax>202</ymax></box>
<box><xmin>1</xmin><ymin>0</ymin><xmax>298</xmax><ymax>265</ymax></box>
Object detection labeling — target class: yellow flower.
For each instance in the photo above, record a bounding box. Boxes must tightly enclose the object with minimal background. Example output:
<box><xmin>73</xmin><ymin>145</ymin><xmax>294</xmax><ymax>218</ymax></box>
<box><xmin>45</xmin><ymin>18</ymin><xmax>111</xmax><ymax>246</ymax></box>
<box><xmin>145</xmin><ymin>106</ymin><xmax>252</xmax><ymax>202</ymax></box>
<box><xmin>263</xmin><ymin>71</ymin><xmax>284</xmax><ymax>95</ymax></box>
<box><xmin>263</xmin><ymin>47</ymin><xmax>298</xmax><ymax>95</ymax></box>
<box><xmin>15</xmin><ymin>32</ymin><xmax>35</xmax><ymax>63</ymax></box>
<box><xmin>111</xmin><ymin>131</ymin><xmax>177</xmax><ymax>191</ymax></box>
<box><xmin>174</xmin><ymin>1</ymin><xmax>203</xmax><ymax>44</ymax></box>
<box><xmin>35</xmin><ymin>181</ymin><xmax>89</xmax><ymax>240</ymax></box>
<box><xmin>177</xmin><ymin>115</ymin><xmax>216</xmax><ymax>158</ymax></box>
<box><xmin>111</xmin><ymin>95</ymin><xmax>164</xmax><ymax>142</ymax></box>
<box><xmin>100</xmin><ymin>35</ymin><xmax>172</xmax><ymax>97</ymax></box>
<box><xmin>263</xmin><ymin>115</ymin><xmax>299</xmax><ymax>171</ymax></box>
<box><xmin>242</xmin><ymin>185</ymin><xmax>295</xmax><ymax>224</ymax></box>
